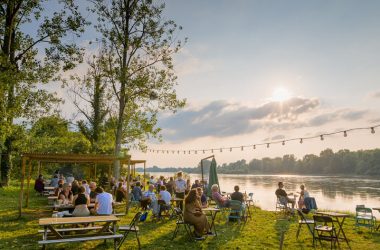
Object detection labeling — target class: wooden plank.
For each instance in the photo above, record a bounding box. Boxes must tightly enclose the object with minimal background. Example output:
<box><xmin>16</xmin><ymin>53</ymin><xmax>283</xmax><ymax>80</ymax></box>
<box><xmin>47</xmin><ymin>225</ymin><xmax>63</xmax><ymax>239</ymax></box>
<box><xmin>39</xmin><ymin>215</ymin><xmax>119</xmax><ymax>226</ymax></box>
<box><xmin>38</xmin><ymin>234</ymin><xmax>123</xmax><ymax>245</ymax></box>
<box><xmin>38</xmin><ymin>226</ymin><xmax>103</xmax><ymax>233</ymax></box>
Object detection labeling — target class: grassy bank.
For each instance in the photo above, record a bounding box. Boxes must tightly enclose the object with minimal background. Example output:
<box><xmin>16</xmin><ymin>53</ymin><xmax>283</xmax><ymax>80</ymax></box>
<box><xmin>1</xmin><ymin>182</ymin><xmax>380</xmax><ymax>249</ymax></box>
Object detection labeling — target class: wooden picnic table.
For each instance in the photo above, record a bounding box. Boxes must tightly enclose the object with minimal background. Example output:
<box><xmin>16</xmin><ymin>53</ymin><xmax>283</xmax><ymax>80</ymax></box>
<box><xmin>372</xmin><ymin>208</ymin><xmax>380</xmax><ymax>230</ymax></box>
<box><xmin>53</xmin><ymin>203</ymin><xmax>95</xmax><ymax>211</ymax></box>
<box><xmin>316</xmin><ymin>211</ymin><xmax>350</xmax><ymax>249</ymax></box>
<box><xmin>203</xmin><ymin>207</ymin><xmax>220</xmax><ymax>236</ymax></box>
<box><xmin>38</xmin><ymin>215</ymin><xmax>122</xmax><ymax>249</ymax></box>
<box><xmin>44</xmin><ymin>186</ymin><xmax>55</xmax><ymax>191</ymax></box>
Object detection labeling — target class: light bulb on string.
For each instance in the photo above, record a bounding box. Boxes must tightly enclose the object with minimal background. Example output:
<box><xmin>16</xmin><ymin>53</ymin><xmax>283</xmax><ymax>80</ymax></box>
<box><xmin>220</xmin><ymin>148</ymin><xmax>223</xmax><ymax>153</ymax></box>
<box><xmin>300</xmin><ymin>138</ymin><xmax>303</xmax><ymax>144</ymax></box>
<box><xmin>195</xmin><ymin>151</ymin><xmax>197</xmax><ymax>154</ymax></box>
<box><xmin>188</xmin><ymin>150</ymin><xmax>191</xmax><ymax>154</ymax></box>
<box><xmin>267</xmin><ymin>143</ymin><xmax>270</xmax><ymax>148</ymax></box>
<box><xmin>320</xmin><ymin>135</ymin><xmax>324</xmax><ymax>141</ymax></box>
<box><xmin>371</xmin><ymin>127</ymin><xmax>375</xmax><ymax>134</ymax></box>
<box><xmin>253</xmin><ymin>145</ymin><xmax>256</xmax><ymax>150</ymax></box>
<box><xmin>282</xmin><ymin>141</ymin><xmax>285</xmax><ymax>146</ymax></box>
<box><xmin>343</xmin><ymin>131</ymin><xmax>347</xmax><ymax>137</ymax></box>
<box><xmin>183</xmin><ymin>151</ymin><xmax>186</xmax><ymax>154</ymax></box>
<box><xmin>177</xmin><ymin>150</ymin><xmax>180</xmax><ymax>154</ymax></box>
<box><xmin>241</xmin><ymin>146</ymin><xmax>244</xmax><ymax>151</ymax></box>
<box><xmin>230</xmin><ymin>148</ymin><xmax>232</xmax><ymax>152</ymax></box>
<box><xmin>167</xmin><ymin>150</ymin><xmax>169</xmax><ymax>154</ymax></box>
<box><xmin>172</xmin><ymin>151</ymin><xmax>174</xmax><ymax>154</ymax></box>
<box><xmin>203</xmin><ymin>150</ymin><xmax>205</xmax><ymax>154</ymax></box>
<box><xmin>211</xmin><ymin>149</ymin><xmax>214</xmax><ymax>153</ymax></box>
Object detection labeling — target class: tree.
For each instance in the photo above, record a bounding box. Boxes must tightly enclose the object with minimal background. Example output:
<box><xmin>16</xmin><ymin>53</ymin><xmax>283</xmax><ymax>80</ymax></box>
<box><xmin>69</xmin><ymin>52</ymin><xmax>113</xmax><ymax>153</ymax></box>
<box><xmin>0</xmin><ymin>0</ymin><xmax>88</xmax><ymax>184</ymax></box>
<box><xmin>90</xmin><ymin>0</ymin><xmax>186</xmax><ymax>178</ymax></box>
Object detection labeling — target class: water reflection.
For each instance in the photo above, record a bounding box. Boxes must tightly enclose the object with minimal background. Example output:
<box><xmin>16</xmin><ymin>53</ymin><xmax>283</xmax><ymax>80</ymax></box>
<box><xmin>149</xmin><ymin>172</ymin><xmax>380</xmax><ymax>212</ymax></box>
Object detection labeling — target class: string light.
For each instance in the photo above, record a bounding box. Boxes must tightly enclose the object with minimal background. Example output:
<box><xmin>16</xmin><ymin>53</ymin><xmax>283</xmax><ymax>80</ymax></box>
<box><xmin>145</xmin><ymin>124</ymin><xmax>379</xmax><ymax>154</ymax></box>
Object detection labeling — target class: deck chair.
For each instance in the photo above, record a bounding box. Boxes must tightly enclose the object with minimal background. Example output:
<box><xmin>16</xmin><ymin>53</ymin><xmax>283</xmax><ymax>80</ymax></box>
<box><xmin>313</xmin><ymin>215</ymin><xmax>340</xmax><ymax>249</ymax></box>
<box><xmin>118</xmin><ymin>211</ymin><xmax>142</xmax><ymax>250</ymax></box>
<box><xmin>171</xmin><ymin>207</ymin><xmax>194</xmax><ymax>241</ymax></box>
<box><xmin>296</xmin><ymin>209</ymin><xmax>314</xmax><ymax>239</ymax></box>
<box><xmin>355</xmin><ymin>206</ymin><xmax>376</xmax><ymax>231</ymax></box>
<box><xmin>228</xmin><ymin>200</ymin><xmax>246</xmax><ymax>224</ymax></box>
<box><xmin>276</xmin><ymin>195</ymin><xmax>288</xmax><ymax>213</ymax></box>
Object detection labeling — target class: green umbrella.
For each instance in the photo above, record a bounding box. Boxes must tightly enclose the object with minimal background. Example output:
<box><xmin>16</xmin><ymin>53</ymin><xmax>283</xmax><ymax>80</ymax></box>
<box><xmin>207</xmin><ymin>158</ymin><xmax>219</xmax><ymax>197</ymax></box>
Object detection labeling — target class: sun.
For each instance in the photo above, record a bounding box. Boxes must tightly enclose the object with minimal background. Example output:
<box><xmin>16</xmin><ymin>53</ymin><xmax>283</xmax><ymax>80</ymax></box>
<box><xmin>271</xmin><ymin>87</ymin><xmax>292</xmax><ymax>102</ymax></box>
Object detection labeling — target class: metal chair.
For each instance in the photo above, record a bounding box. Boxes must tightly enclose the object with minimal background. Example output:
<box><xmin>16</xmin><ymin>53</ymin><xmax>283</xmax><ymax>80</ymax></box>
<box><xmin>228</xmin><ymin>200</ymin><xmax>247</xmax><ymax>224</ymax></box>
<box><xmin>118</xmin><ymin>211</ymin><xmax>142</xmax><ymax>250</ymax></box>
<box><xmin>312</xmin><ymin>215</ymin><xmax>340</xmax><ymax>249</ymax></box>
<box><xmin>355</xmin><ymin>206</ymin><xmax>376</xmax><ymax>231</ymax></box>
<box><xmin>171</xmin><ymin>207</ymin><xmax>194</xmax><ymax>241</ymax></box>
<box><xmin>275</xmin><ymin>195</ymin><xmax>288</xmax><ymax>213</ymax></box>
<box><xmin>296</xmin><ymin>209</ymin><xmax>314</xmax><ymax>239</ymax></box>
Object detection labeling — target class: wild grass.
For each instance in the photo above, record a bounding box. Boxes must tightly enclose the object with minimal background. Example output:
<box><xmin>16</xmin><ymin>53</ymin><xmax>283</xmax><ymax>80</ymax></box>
<box><xmin>1</xmin><ymin>182</ymin><xmax>380</xmax><ymax>249</ymax></box>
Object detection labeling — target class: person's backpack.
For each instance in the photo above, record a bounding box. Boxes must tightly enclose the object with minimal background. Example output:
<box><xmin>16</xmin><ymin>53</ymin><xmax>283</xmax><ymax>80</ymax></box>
<box><xmin>139</xmin><ymin>211</ymin><xmax>148</xmax><ymax>222</ymax></box>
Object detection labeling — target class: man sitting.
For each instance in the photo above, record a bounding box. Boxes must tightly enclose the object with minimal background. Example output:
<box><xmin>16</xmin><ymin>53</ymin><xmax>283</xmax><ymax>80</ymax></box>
<box><xmin>142</xmin><ymin>184</ymin><xmax>159</xmax><ymax>217</ymax></box>
<box><xmin>230</xmin><ymin>185</ymin><xmax>244</xmax><ymax>203</ymax></box>
<box><xmin>158</xmin><ymin>185</ymin><xmax>171</xmax><ymax>218</ymax></box>
<box><xmin>89</xmin><ymin>182</ymin><xmax>97</xmax><ymax>203</ymax></box>
<box><xmin>275</xmin><ymin>182</ymin><xmax>295</xmax><ymax>209</ymax></box>
<box><xmin>94</xmin><ymin>187</ymin><xmax>113</xmax><ymax>215</ymax></box>
<box><xmin>211</xmin><ymin>184</ymin><xmax>230</xmax><ymax>208</ymax></box>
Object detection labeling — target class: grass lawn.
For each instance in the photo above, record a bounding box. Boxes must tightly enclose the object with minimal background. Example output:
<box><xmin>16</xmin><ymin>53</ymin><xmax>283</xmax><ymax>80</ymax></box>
<box><xmin>1</xmin><ymin>182</ymin><xmax>380</xmax><ymax>249</ymax></box>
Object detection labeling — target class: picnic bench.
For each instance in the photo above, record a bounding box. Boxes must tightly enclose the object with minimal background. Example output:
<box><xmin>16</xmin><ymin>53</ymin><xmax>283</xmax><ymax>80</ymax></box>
<box><xmin>38</xmin><ymin>215</ymin><xmax>123</xmax><ymax>249</ymax></box>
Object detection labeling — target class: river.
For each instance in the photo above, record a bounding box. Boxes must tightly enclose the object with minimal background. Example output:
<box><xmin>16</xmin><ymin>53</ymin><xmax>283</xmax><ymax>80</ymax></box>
<box><xmin>142</xmin><ymin>172</ymin><xmax>380</xmax><ymax>213</ymax></box>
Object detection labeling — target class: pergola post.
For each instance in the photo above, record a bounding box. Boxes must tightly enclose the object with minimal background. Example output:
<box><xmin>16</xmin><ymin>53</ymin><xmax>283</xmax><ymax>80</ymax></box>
<box><xmin>143</xmin><ymin>161</ymin><xmax>146</xmax><ymax>190</ymax></box>
<box><xmin>18</xmin><ymin>156</ymin><xmax>27</xmax><ymax>218</ymax></box>
<box><xmin>25</xmin><ymin>160</ymin><xmax>33</xmax><ymax>207</ymax></box>
<box><xmin>125</xmin><ymin>158</ymin><xmax>131</xmax><ymax>214</ymax></box>
<box><xmin>37</xmin><ymin>161</ymin><xmax>41</xmax><ymax>176</ymax></box>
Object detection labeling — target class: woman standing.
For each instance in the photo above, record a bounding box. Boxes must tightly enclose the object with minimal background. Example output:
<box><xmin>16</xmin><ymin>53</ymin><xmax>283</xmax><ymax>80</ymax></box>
<box><xmin>297</xmin><ymin>184</ymin><xmax>310</xmax><ymax>209</ymax></box>
<box><xmin>184</xmin><ymin>189</ymin><xmax>211</xmax><ymax>238</ymax></box>
<box><xmin>72</xmin><ymin>186</ymin><xmax>90</xmax><ymax>216</ymax></box>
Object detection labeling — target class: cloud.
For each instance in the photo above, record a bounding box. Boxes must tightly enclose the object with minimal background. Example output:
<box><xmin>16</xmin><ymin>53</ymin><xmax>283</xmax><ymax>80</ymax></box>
<box><xmin>159</xmin><ymin>97</ymin><xmax>319</xmax><ymax>141</ymax></box>
<box><xmin>371</xmin><ymin>91</ymin><xmax>380</xmax><ymax>98</ymax></box>
<box><xmin>308</xmin><ymin>109</ymin><xmax>368</xmax><ymax>126</ymax></box>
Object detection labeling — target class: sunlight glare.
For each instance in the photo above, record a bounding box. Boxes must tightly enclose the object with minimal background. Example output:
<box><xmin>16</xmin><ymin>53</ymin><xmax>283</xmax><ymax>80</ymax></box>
<box><xmin>271</xmin><ymin>87</ymin><xmax>292</xmax><ymax>102</ymax></box>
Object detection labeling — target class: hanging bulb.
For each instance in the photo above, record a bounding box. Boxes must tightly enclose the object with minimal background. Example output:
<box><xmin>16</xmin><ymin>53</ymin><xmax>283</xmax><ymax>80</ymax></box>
<box><xmin>195</xmin><ymin>151</ymin><xmax>197</xmax><ymax>154</ymax></box>
<box><xmin>253</xmin><ymin>145</ymin><xmax>256</xmax><ymax>150</ymax></box>
<box><xmin>172</xmin><ymin>151</ymin><xmax>175</xmax><ymax>154</ymax></box>
<box><xmin>167</xmin><ymin>150</ymin><xmax>169</xmax><ymax>154</ymax></box>
<box><xmin>220</xmin><ymin>148</ymin><xmax>223</xmax><ymax>152</ymax></box>
<box><xmin>203</xmin><ymin>150</ymin><xmax>205</xmax><ymax>154</ymax></box>
<box><xmin>184</xmin><ymin>151</ymin><xmax>186</xmax><ymax>154</ymax></box>
<box><xmin>241</xmin><ymin>146</ymin><xmax>244</xmax><ymax>151</ymax></box>
<box><xmin>230</xmin><ymin>147</ymin><xmax>232</xmax><ymax>152</ymax></box>
<box><xmin>300</xmin><ymin>138</ymin><xmax>303</xmax><ymax>144</ymax></box>
<box><xmin>371</xmin><ymin>127</ymin><xmax>375</xmax><ymax>134</ymax></box>
<box><xmin>188</xmin><ymin>150</ymin><xmax>191</xmax><ymax>154</ymax></box>
<box><xmin>343</xmin><ymin>131</ymin><xmax>347</xmax><ymax>137</ymax></box>
<box><xmin>267</xmin><ymin>143</ymin><xmax>270</xmax><ymax>148</ymax></box>
<box><xmin>282</xmin><ymin>141</ymin><xmax>285</xmax><ymax>146</ymax></box>
<box><xmin>177</xmin><ymin>150</ymin><xmax>180</xmax><ymax>154</ymax></box>
<box><xmin>320</xmin><ymin>135</ymin><xmax>324</xmax><ymax>141</ymax></box>
<box><xmin>211</xmin><ymin>149</ymin><xmax>214</xmax><ymax>153</ymax></box>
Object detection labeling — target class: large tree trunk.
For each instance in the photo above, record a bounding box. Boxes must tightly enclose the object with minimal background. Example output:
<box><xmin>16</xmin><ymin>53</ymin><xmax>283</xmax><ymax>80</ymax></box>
<box><xmin>0</xmin><ymin>137</ymin><xmax>12</xmax><ymax>185</ymax></box>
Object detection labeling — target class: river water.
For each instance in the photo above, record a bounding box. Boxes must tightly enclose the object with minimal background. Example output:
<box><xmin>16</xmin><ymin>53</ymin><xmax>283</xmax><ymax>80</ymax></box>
<box><xmin>145</xmin><ymin>172</ymin><xmax>380</xmax><ymax>213</ymax></box>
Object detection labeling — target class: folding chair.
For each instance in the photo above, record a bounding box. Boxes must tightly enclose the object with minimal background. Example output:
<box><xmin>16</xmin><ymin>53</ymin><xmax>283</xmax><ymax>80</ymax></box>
<box><xmin>313</xmin><ymin>215</ymin><xmax>340</xmax><ymax>249</ymax></box>
<box><xmin>171</xmin><ymin>207</ymin><xmax>193</xmax><ymax>241</ymax></box>
<box><xmin>355</xmin><ymin>206</ymin><xmax>376</xmax><ymax>232</ymax></box>
<box><xmin>296</xmin><ymin>209</ymin><xmax>314</xmax><ymax>239</ymax></box>
<box><xmin>118</xmin><ymin>211</ymin><xmax>142</xmax><ymax>250</ymax></box>
<box><xmin>228</xmin><ymin>200</ymin><xmax>247</xmax><ymax>224</ymax></box>
<box><xmin>276</xmin><ymin>195</ymin><xmax>287</xmax><ymax>213</ymax></box>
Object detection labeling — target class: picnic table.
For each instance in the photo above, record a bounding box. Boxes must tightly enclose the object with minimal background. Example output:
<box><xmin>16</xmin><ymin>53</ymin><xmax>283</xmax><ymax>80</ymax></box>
<box><xmin>44</xmin><ymin>186</ymin><xmax>55</xmax><ymax>191</ymax></box>
<box><xmin>38</xmin><ymin>215</ymin><xmax>123</xmax><ymax>249</ymax></box>
<box><xmin>203</xmin><ymin>207</ymin><xmax>220</xmax><ymax>236</ymax></box>
<box><xmin>316</xmin><ymin>211</ymin><xmax>350</xmax><ymax>248</ymax></box>
<box><xmin>372</xmin><ymin>207</ymin><xmax>380</xmax><ymax>230</ymax></box>
<box><xmin>53</xmin><ymin>203</ymin><xmax>95</xmax><ymax>211</ymax></box>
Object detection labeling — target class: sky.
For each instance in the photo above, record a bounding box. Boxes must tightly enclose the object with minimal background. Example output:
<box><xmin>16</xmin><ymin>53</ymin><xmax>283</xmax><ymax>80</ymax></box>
<box><xmin>46</xmin><ymin>0</ymin><xmax>380</xmax><ymax>167</ymax></box>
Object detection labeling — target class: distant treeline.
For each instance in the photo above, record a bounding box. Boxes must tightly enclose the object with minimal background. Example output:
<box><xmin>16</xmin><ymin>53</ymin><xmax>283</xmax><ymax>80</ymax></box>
<box><xmin>137</xmin><ymin>148</ymin><xmax>380</xmax><ymax>176</ymax></box>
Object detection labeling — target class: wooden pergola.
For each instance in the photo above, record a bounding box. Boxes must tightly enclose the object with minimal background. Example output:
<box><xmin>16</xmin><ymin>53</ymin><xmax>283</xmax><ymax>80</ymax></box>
<box><xmin>18</xmin><ymin>153</ymin><xmax>146</xmax><ymax>217</ymax></box>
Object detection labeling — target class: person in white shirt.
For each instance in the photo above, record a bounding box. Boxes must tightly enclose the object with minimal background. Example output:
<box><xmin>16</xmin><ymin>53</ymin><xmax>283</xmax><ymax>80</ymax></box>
<box><xmin>149</xmin><ymin>176</ymin><xmax>156</xmax><ymax>185</ymax></box>
<box><xmin>158</xmin><ymin>185</ymin><xmax>171</xmax><ymax>218</ymax></box>
<box><xmin>175</xmin><ymin>172</ymin><xmax>187</xmax><ymax>210</ymax></box>
<box><xmin>143</xmin><ymin>184</ymin><xmax>159</xmax><ymax>216</ymax></box>
<box><xmin>82</xmin><ymin>180</ymin><xmax>90</xmax><ymax>195</ymax></box>
<box><xmin>94</xmin><ymin>187</ymin><xmax>113</xmax><ymax>215</ymax></box>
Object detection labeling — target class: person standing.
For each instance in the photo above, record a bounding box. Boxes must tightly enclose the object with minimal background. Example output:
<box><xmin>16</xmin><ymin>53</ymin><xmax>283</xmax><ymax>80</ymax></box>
<box><xmin>175</xmin><ymin>172</ymin><xmax>187</xmax><ymax>210</ymax></box>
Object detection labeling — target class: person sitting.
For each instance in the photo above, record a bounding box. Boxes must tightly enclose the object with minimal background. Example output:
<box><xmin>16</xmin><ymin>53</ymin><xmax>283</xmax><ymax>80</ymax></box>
<box><xmin>158</xmin><ymin>185</ymin><xmax>171</xmax><ymax>218</ymax></box>
<box><xmin>50</xmin><ymin>174</ymin><xmax>59</xmax><ymax>188</ymax></box>
<box><xmin>275</xmin><ymin>182</ymin><xmax>295</xmax><ymax>209</ymax></box>
<box><xmin>149</xmin><ymin>176</ymin><xmax>156</xmax><ymax>185</ymax></box>
<box><xmin>34</xmin><ymin>174</ymin><xmax>45</xmax><ymax>194</ymax></box>
<box><xmin>142</xmin><ymin>184</ymin><xmax>159</xmax><ymax>217</ymax></box>
<box><xmin>59</xmin><ymin>183</ymin><xmax>73</xmax><ymax>204</ymax></box>
<box><xmin>184</xmin><ymin>189</ymin><xmax>211</xmax><ymax>239</ymax></box>
<box><xmin>196</xmin><ymin>187</ymin><xmax>208</xmax><ymax>208</ymax></box>
<box><xmin>115</xmin><ymin>182</ymin><xmax>127</xmax><ymax>202</ymax></box>
<box><xmin>297</xmin><ymin>184</ymin><xmax>310</xmax><ymax>209</ymax></box>
<box><xmin>54</xmin><ymin>179</ymin><xmax>64</xmax><ymax>196</ymax></box>
<box><xmin>191</xmin><ymin>179</ymin><xmax>201</xmax><ymax>189</ymax></box>
<box><xmin>94</xmin><ymin>187</ymin><xmax>113</xmax><ymax>215</ymax></box>
<box><xmin>72</xmin><ymin>186</ymin><xmax>90</xmax><ymax>217</ymax></box>
<box><xmin>211</xmin><ymin>184</ymin><xmax>230</xmax><ymax>208</ymax></box>
<box><xmin>71</xmin><ymin>180</ymin><xmax>80</xmax><ymax>196</ymax></box>
<box><xmin>66</xmin><ymin>174</ymin><xmax>74</xmax><ymax>184</ymax></box>
<box><xmin>132</xmin><ymin>181</ymin><xmax>143</xmax><ymax>201</ymax></box>
<box><xmin>89</xmin><ymin>182</ymin><xmax>97</xmax><ymax>203</ymax></box>
<box><xmin>230</xmin><ymin>185</ymin><xmax>244</xmax><ymax>203</ymax></box>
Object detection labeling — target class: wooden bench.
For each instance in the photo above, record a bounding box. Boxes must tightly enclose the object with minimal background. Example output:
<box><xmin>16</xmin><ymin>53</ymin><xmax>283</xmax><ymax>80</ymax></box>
<box><xmin>38</xmin><ymin>226</ymin><xmax>103</xmax><ymax>233</ymax></box>
<box><xmin>38</xmin><ymin>234</ymin><xmax>123</xmax><ymax>245</ymax></box>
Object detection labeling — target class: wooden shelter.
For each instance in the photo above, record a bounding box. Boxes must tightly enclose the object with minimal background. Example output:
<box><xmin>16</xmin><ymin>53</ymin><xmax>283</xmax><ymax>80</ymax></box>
<box><xmin>18</xmin><ymin>153</ymin><xmax>146</xmax><ymax>217</ymax></box>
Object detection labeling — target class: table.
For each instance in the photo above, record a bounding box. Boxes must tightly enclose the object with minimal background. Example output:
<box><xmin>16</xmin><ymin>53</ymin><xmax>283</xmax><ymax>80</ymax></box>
<box><xmin>38</xmin><ymin>215</ymin><xmax>122</xmax><ymax>249</ymax></box>
<box><xmin>54</xmin><ymin>203</ymin><xmax>95</xmax><ymax>211</ymax></box>
<box><xmin>316</xmin><ymin>211</ymin><xmax>350</xmax><ymax>248</ymax></box>
<box><xmin>203</xmin><ymin>207</ymin><xmax>220</xmax><ymax>236</ymax></box>
<box><xmin>44</xmin><ymin>186</ymin><xmax>55</xmax><ymax>191</ymax></box>
<box><xmin>372</xmin><ymin>208</ymin><xmax>380</xmax><ymax>230</ymax></box>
